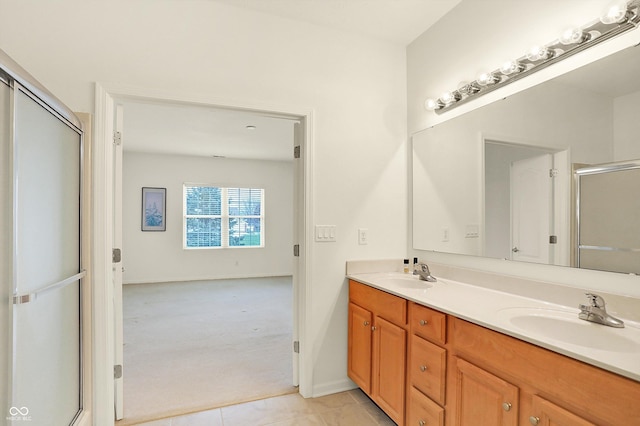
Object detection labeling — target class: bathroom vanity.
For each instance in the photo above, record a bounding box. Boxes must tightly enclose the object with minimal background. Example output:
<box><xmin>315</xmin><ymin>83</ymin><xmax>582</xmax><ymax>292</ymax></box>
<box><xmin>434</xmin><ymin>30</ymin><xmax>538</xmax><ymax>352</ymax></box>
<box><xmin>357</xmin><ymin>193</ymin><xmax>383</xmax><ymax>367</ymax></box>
<box><xmin>347</xmin><ymin>262</ymin><xmax>640</xmax><ymax>426</ymax></box>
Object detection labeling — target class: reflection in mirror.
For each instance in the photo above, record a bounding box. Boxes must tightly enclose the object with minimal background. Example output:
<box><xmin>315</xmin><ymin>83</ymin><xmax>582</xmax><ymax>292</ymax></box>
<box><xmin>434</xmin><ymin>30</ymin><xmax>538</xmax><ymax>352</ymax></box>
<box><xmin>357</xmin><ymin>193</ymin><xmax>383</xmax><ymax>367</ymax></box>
<box><xmin>412</xmin><ymin>44</ymin><xmax>640</xmax><ymax>273</ymax></box>
<box><xmin>576</xmin><ymin>161</ymin><xmax>640</xmax><ymax>274</ymax></box>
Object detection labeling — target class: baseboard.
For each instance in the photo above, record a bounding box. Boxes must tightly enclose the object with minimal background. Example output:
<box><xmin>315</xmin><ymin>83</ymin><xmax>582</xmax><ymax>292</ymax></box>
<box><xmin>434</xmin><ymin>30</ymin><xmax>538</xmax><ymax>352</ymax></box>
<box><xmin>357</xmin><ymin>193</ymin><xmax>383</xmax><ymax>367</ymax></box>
<box><xmin>311</xmin><ymin>378</ymin><xmax>358</xmax><ymax>398</ymax></box>
<box><xmin>123</xmin><ymin>273</ymin><xmax>293</xmax><ymax>285</ymax></box>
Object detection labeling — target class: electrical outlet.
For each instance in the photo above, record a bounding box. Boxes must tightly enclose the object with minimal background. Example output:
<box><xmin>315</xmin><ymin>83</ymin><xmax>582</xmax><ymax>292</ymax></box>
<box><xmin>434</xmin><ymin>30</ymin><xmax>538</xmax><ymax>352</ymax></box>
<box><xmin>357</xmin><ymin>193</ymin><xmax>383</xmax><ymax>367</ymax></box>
<box><xmin>358</xmin><ymin>228</ymin><xmax>368</xmax><ymax>245</ymax></box>
<box><xmin>442</xmin><ymin>227</ymin><xmax>449</xmax><ymax>242</ymax></box>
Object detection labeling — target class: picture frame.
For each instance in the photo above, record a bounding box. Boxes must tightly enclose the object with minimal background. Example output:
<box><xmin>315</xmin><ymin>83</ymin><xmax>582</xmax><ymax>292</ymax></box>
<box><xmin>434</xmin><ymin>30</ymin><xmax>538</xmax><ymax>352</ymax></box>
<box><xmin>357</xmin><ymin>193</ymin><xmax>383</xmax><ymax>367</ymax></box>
<box><xmin>142</xmin><ymin>187</ymin><xmax>166</xmax><ymax>231</ymax></box>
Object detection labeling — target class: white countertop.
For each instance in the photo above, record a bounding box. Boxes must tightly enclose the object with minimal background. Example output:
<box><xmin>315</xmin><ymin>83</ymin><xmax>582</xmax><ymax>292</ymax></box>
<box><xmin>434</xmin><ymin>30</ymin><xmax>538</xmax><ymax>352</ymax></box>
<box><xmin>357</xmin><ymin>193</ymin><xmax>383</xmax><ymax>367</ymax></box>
<box><xmin>347</xmin><ymin>271</ymin><xmax>640</xmax><ymax>382</ymax></box>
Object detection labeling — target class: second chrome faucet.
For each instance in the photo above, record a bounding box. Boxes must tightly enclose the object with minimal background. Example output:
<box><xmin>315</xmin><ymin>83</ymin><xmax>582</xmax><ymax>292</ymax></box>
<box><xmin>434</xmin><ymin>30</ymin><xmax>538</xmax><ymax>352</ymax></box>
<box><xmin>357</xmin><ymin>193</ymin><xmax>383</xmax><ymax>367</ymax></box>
<box><xmin>578</xmin><ymin>293</ymin><xmax>624</xmax><ymax>328</ymax></box>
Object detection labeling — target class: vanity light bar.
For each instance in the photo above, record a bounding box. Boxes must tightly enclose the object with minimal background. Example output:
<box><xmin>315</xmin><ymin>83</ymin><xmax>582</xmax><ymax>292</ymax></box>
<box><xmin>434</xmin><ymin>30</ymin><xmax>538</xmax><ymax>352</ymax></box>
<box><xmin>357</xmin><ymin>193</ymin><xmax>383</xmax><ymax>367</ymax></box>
<box><xmin>425</xmin><ymin>0</ymin><xmax>640</xmax><ymax>114</ymax></box>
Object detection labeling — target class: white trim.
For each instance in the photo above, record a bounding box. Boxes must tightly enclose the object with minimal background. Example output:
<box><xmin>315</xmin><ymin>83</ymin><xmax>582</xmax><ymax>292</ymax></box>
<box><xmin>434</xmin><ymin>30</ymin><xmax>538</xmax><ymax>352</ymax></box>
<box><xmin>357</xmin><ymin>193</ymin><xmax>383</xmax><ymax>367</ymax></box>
<box><xmin>92</xmin><ymin>83</ymin><xmax>315</xmax><ymax>423</ymax></box>
<box><xmin>92</xmin><ymin>84</ymin><xmax>116</xmax><ymax>426</ymax></box>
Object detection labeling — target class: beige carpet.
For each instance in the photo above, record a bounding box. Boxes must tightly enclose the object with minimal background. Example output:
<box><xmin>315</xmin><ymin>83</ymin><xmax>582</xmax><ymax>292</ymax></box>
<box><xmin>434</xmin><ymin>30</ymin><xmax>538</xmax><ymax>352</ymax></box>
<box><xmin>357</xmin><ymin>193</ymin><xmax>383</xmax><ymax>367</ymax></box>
<box><xmin>117</xmin><ymin>277</ymin><xmax>297</xmax><ymax>425</ymax></box>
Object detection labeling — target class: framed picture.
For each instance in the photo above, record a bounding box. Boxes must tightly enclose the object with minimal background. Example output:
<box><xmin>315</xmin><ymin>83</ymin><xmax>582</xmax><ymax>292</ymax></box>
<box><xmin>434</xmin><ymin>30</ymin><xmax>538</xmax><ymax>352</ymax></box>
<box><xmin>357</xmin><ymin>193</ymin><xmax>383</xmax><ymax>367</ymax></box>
<box><xmin>142</xmin><ymin>187</ymin><xmax>166</xmax><ymax>231</ymax></box>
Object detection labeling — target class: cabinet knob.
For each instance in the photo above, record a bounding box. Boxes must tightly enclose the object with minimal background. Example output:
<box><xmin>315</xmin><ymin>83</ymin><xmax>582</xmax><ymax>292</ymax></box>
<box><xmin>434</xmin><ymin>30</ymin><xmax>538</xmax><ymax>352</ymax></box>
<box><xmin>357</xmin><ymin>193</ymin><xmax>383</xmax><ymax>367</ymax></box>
<box><xmin>529</xmin><ymin>416</ymin><xmax>540</xmax><ymax>426</ymax></box>
<box><xmin>363</xmin><ymin>321</ymin><xmax>370</xmax><ymax>326</ymax></box>
<box><xmin>502</xmin><ymin>402</ymin><xmax>512</xmax><ymax>411</ymax></box>
<box><xmin>371</xmin><ymin>326</ymin><xmax>377</xmax><ymax>331</ymax></box>
<box><xmin>419</xmin><ymin>319</ymin><xmax>428</xmax><ymax>326</ymax></box>
<box><xmin>420</xmin><ymin>365</ymin><xmax>427</xmax><ymax>372</ymax></box>
<box><xmin>418</xmin><ymin>420</ymin><xmax>426</xmax><ymax>426</ymax></box>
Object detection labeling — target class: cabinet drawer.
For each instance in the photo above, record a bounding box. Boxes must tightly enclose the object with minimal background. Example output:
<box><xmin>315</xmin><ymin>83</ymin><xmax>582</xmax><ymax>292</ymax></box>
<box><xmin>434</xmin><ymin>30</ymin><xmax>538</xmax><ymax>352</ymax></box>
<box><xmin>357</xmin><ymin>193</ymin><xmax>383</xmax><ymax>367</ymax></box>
<box><xmin>407</xmin><ymin>386</ymin><xmax>444</xmax><ymax>426</ymax></box>
<box><xmin>349</xmin><ymin>280</ymin><xmax>407</xmax><ymax>326</ymax></box>
<box><xmin>409</xmin><ymin>302</ymin><xmax>446</xmax><ymax>344</ymax></box>
<box><xmin>409</xmin><ymin>334</ymin><xmax>446</xmax><ymax>405</ymax></box>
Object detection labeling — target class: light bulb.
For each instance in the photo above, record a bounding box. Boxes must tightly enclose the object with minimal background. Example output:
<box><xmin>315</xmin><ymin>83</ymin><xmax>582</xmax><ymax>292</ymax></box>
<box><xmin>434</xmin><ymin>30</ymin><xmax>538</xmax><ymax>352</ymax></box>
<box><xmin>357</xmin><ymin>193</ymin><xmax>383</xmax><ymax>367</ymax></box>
<box><xmin>440</xmin><ymin>91</ymin><xmax>461</xmax><ymax>106</ymax></box>
<box><xmin>600</xmin><ymin>0</ymin><xmax>629</xmax><ymax>24</ymax></box>
<box><xmin>500</xmin><ymin>60</ymin><xmax>524</xmax><ymax>76</ymax></box>
<box><xmin>477</xmin><ymin>72</ymin><xmax>499</xmax><ymax>86</ymax></box>
<box><xmin>424</xmin><ymin>98</ymin><xmax>442</xmax><ymax>111</ymax></box>
<box><xmin>526</xmin><ymin>45</ymin><xmax>553</xmax><ymax>62</ymax></box>
<box><xmin>559</xmin><ymin>27</ymin><xmax>590</xmax><ymax>45</ymax></box>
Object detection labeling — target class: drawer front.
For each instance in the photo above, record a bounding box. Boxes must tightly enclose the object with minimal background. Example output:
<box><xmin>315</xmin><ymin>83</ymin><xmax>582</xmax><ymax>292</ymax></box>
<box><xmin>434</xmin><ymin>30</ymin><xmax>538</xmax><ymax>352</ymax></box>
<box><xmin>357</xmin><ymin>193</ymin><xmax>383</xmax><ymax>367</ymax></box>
<box><xmin>409</xmin><ymin>334</ymin><xmax>447</xmax><ymax>405</ymax></box>
<box><xmin>410</xmin><ymin>302</ymin><xmax>446</xmax><ymax>344</ymax></box>
<box><xmin>408</xmin><ymin>386</ymin><xmax>444</xmax><ymax>426</ymax></box>
<box><xmin>349</xmin><ymin>280</ymin><xmax>407</xmax><ymax>326</ymax></box>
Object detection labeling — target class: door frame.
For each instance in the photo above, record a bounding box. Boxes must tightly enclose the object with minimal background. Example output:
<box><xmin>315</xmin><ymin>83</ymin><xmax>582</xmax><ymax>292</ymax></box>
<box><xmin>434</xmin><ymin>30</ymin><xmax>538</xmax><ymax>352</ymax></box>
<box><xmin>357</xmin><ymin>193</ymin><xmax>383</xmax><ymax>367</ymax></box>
<box><xmin>92</xmin><ymin>82</ymin><xmax>314</xmax><ymax>425</ymax></box>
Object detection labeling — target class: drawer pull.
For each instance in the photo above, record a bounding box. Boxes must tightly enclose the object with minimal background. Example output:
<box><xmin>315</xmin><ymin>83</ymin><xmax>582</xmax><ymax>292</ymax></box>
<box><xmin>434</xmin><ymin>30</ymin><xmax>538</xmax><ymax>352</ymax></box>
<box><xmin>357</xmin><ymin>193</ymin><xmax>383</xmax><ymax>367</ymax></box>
<box><xmin>363</xmin><ymin>321</ymin><xmax>370</xmax><ymax>326</ymax></box>
<box><xmin>419</xmin><ymin>319</ymin><xmax>429</xmax><ymax>326</ymax></box>
<box><xmin>502</xmin><ymin>402</ymin><xmax>512</xmax><ymax>411</ymax></box>
<box><xmin>418</xmin><ymin>420</ymin><xmax>426</xmax><ymax>426</ymax></box>
<box><xmin>420</xmin><ymin>365</ymin><xmax>428</xmax><ymax>372</ymax></box>
<box><xmin>529</xmin><ymin>416</ymin><xmax>540</xmax><ymax>426</ymax></box>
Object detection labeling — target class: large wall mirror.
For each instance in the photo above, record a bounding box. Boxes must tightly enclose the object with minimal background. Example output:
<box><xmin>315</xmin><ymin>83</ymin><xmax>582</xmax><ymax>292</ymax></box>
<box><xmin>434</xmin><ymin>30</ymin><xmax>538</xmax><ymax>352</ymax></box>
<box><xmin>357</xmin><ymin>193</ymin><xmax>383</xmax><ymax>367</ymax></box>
<box><xmin>412</xmin><ymin>44</ymin><xmax>640</xmax><ymax>275</ymax></box>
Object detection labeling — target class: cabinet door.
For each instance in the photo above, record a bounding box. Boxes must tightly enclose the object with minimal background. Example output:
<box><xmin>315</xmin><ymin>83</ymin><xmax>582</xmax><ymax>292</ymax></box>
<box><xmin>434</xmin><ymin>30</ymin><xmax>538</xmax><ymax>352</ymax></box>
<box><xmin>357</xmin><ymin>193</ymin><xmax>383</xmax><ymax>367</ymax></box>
<box><xmin>373</xmin><ymin>315</ymin><xmax>407</xmax><ymax>425</ymax></box>
<box><xmin>348</xmin><ymin>302</ymin><xmax>372</xmax><ymax>394</ymax></box>
<box><xmin>529</xmin><ymin>395</ymin><xmax>596</xmax><ymax>426</ymax></box>
<box><xmin>454</xmin><ymin>357</ymin><xmax>518</xmax><ymax>426</ymax></box>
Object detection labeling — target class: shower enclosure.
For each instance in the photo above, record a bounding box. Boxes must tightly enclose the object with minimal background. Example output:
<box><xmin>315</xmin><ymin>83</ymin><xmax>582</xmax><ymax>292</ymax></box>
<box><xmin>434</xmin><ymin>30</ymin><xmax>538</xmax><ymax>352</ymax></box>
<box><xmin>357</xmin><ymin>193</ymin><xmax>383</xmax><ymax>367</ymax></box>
<box><xmin>576</xmin><ymin>160</ymin><xmax>640</xmax><ymax>274</ymax></box>
<box><xmin>1</xmin><ymin>49</ymin><xmax>86</xmax><ymax>425</ymax></box>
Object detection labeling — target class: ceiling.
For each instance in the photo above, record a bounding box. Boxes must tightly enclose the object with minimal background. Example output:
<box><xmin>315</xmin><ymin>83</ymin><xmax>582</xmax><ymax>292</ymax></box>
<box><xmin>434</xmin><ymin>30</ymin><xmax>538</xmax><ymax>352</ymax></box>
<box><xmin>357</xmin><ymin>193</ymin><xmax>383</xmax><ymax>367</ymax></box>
<box><xmin>210</xmin><ymin>0</ymin><xmax>461</xmax><ymax>45</ymax></box>
<box><xmin>121</xmin><ymin>0</ymin><xmax>461</xmax><ymax>161</ymax></box>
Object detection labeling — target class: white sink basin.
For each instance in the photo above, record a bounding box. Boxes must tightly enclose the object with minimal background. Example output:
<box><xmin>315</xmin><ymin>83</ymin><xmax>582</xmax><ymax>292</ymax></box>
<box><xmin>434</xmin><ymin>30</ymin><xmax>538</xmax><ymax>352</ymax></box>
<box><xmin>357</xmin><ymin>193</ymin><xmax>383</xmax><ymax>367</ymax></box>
<box><xmin>498</xmin><ymin>307</ymin><xmax>640</xmax><ymax>352</ymax></box>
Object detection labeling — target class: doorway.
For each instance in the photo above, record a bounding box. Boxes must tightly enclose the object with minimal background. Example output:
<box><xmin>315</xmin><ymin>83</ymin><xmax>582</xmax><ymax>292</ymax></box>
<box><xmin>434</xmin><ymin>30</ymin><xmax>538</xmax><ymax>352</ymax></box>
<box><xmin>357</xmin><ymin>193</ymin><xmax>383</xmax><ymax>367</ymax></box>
<box><xmin>93</xmin><ymin>83</ymin><xmax>311</xmax><ymax>424</ymax></box>
<box><xmin>115</xmin><ymin>98</ymin><xmax>299</xmax><ymax>422</ymax></box>
<box><xmin>484</xmin><ymin>139</ymin><xmax>570</xmax><ymax>265</ymax></box>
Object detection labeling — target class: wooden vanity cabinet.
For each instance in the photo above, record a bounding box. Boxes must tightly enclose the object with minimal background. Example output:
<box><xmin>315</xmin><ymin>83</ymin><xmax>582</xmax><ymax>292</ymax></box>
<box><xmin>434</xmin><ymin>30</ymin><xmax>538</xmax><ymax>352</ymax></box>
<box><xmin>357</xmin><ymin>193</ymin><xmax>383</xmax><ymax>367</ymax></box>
<box><xmin>348</xmin><ymin>281</ymin><xmax>640</xmax><ymax>426</ymax></box>
<box><xmin>450</xmin><ymin>316</ymin><xmax>640</xmax><ymax>426</ymax></box>
<box><xmin>348</xmin><ymin>280</ymin><xmax>408</xmax><ymax>425</ymax></box>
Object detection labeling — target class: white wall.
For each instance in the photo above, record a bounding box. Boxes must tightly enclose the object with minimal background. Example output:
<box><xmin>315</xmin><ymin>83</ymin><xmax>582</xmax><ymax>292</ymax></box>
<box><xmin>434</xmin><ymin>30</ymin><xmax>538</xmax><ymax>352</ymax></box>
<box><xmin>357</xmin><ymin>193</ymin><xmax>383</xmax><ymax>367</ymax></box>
<box><xmin>122</xmin><ymin>152</ymin><xmax>293</xmax><ymax>284</ymax></box>
<box><xmin>408</xmin><ymin>0</ymin><xmax>640</xmax><ymax>297</ymax></box>
<box><xmin>0</xmin><ymin>0</ymin><xmax>408</xmax><ymax>398</ymax></box>
<box><xmin>614</xmin><ymin>90</ymin><xmax>640</xmax><ymax>161</ymax></box>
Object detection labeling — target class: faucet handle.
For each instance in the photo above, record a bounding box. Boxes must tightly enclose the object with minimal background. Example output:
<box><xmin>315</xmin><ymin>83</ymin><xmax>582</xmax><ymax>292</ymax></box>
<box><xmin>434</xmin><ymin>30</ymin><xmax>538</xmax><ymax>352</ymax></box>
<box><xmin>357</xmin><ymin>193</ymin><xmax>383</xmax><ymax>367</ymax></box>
<box><xmin>585</xmin><ymin>293</ymin><xmax>606</xmax><ymax>309</ymax></box>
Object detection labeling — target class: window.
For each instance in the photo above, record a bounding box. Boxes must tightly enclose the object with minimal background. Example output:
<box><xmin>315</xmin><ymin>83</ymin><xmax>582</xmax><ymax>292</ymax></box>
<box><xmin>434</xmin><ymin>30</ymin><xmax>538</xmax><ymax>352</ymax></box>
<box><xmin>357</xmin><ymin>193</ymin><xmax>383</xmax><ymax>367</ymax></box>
<box><xmin>184</xmin><ymin>184</ymin><xmax>264</xmax><ymax>248</ymax></box>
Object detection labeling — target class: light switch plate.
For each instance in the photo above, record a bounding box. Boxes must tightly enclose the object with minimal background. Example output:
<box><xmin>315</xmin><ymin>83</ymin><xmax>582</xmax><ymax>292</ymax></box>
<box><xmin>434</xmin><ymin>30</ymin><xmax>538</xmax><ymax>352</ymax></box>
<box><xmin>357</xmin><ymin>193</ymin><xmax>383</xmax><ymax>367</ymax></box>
<box><xmin>315</xmin><ymin>225</ymin><xmax>337</xmax><ymax>242</ymax></box>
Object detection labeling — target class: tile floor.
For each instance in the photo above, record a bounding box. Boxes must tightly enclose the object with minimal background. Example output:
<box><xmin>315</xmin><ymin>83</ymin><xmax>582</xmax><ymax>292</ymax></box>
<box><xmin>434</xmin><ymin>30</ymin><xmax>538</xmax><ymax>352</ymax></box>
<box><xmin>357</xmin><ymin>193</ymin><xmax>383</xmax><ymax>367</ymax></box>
<box><xmin>132</xmin><ymin>389</ymin><xmax>396</xmax><ymax>426</ymax></box>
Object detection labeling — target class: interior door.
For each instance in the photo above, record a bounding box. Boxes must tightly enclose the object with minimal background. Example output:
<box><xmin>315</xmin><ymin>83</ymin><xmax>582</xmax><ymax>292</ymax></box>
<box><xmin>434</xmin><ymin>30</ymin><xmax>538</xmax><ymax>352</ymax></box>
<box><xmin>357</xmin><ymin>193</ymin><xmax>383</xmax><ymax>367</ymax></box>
<box><xmin>114</xmin><ymin>104</ymin><xmax>125</xmax><ymax>419</ymax></box>
<box><xmin>510</xmin><ymin>154</ymin><xmax>552</xmax><ymax>264</ymax></box>
<box><xmin>10</xmin><ymin>84</ymin><xmax>84</xmax><ymax>424</ymax></box>
<box><xmin>292</xmin><ymin>120</ymin><xmax>303</xmax><ymax>386</ymax></box>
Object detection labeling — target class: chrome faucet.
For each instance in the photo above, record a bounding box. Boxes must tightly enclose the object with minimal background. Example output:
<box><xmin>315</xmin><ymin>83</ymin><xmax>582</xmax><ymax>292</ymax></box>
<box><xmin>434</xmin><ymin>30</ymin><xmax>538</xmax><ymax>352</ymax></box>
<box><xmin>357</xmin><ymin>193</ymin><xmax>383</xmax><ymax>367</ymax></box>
<box><xmin>413</xmin><ymin>263</ymin><xmax>437</xmax><ymax>282</ymax></box>
<box><xmin>578</xmin><ymin>293</ymin><xmax>624</xmax><ymax>328</ymax></box>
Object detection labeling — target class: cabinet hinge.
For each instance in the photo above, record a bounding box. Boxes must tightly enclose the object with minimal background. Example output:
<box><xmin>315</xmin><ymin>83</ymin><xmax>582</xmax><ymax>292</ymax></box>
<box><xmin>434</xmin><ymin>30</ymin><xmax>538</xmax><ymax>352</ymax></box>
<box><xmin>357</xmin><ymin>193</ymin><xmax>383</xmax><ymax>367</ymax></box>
<box><xmin>549</xmin><ymin>235</ymin><xmax>558</xmax><ymax>244</ymax></box>
<box><xmin>293</xmin><ymin>341</ymin><xmax>300</xmax><ymax>353</ymax></box>
<box><xmin>549</xmin><ymin>168</ymin><xmax>558</xmax><ymax>177</ymax></box>
<box><xmin>293</xmin><ymin>244</ymin><xmax>300</xmax><ymax>257</ymax></box>
<box><xmin>114</xmin><ymin>364</ymin><xmax>123</xmax><ymax>379</ymax></box>
<box><xmin>113</xmin><ymin>131</ymin><xmax>122</xmax><ymax>146</ymax></box>
<box><xmin>294</xmin><ymin>145</ymin><xmax>301</xmax><ymax>159</ymax></box>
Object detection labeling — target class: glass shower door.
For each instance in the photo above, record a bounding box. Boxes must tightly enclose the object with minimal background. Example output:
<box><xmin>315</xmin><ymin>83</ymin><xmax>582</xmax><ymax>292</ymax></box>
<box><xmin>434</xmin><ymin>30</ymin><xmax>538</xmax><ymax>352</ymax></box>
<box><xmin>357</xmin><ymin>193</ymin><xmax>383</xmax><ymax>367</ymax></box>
<box><xmin>8</xmin><ymin>86</ymin><xmax>83</xmax><ymax>425</ymax></box>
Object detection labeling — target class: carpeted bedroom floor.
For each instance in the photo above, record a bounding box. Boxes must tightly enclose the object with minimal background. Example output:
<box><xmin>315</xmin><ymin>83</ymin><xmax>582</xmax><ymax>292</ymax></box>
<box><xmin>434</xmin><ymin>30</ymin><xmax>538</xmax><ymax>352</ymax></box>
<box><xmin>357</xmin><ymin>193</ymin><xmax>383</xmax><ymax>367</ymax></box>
<box><xmin>117</xmin><ymin>277</ymin><xmax>296</xmax><ymax>425</ymax></box>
